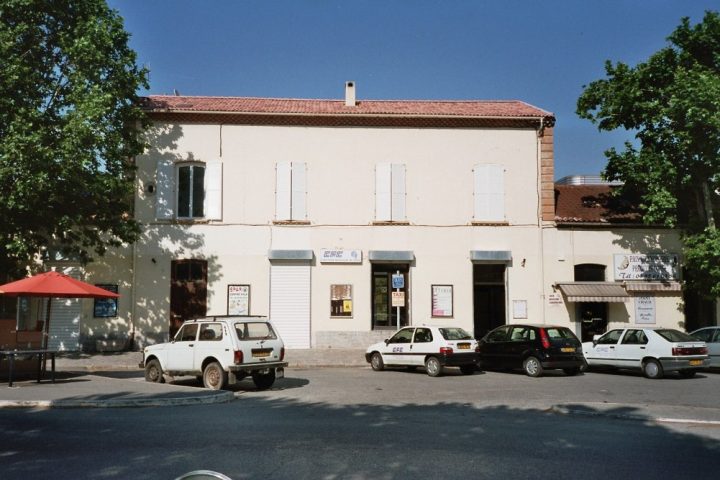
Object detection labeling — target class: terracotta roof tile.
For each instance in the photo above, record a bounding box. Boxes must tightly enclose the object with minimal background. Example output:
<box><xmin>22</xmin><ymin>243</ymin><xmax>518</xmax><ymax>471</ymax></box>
<box><xmin>555</xmin><ymin>185</ymin><xmax>642</xmax><ymax>224</ymax></box>
<box><xmin>141</xmin><ymin>95</ymin><xmax>553</xmax><ymax>120</ymax></box>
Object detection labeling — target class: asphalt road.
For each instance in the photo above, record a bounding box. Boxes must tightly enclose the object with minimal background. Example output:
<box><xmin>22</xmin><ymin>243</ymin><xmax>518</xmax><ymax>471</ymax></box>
<box><xmin>1</xmin><ymin>367</ymin><xmax>719</xmax><ymax>479</ymax></box>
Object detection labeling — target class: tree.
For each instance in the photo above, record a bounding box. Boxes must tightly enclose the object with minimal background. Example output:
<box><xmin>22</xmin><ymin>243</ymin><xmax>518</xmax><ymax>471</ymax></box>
<box><xmin>577</xmin><ymin>11</ymin><xmax>720</xmax><ymax>297</ymax></box>
<box><xmin>0</xmin><ymin>0</ymin><xmax>148</xmax><ymax>277</ymax></box>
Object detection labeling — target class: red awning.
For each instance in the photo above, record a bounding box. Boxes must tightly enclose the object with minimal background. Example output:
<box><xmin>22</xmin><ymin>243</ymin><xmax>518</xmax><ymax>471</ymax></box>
<box><xmin>0</xmin><ymin>271</ymin><xmax>119</xmax><ymax>298</ymax></box>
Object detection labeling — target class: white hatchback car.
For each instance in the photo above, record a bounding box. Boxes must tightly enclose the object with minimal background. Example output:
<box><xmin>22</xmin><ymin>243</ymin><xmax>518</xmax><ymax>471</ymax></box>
<box><xmin>365</xmin><ymin>326</ymin><xmax>480</xmax><ymax>377</ymax></box>
<box><xmin>141</xmin><ymin>316</ymin><xmax>287</xmax><ymax>390</ymax></box>
<box><xmin>582</xmin><ymin>328</ymin><xmax>709</xmax><ymax>379</ymax></box>
<box><xmin>690</xmin><ymin>326</ymin><xmax>720</xmax><ymax>367</ymax></box>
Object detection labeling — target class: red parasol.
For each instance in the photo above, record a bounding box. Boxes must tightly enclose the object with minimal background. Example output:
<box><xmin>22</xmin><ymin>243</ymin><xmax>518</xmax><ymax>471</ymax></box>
<box><xmin>0</xmin><ymin>271</ymin><xmax>119</xmax><ymax>350</ymax></box>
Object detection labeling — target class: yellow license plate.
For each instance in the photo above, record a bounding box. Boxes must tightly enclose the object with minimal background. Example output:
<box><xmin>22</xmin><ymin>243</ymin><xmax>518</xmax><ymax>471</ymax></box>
<box><xmin>689</xmin><ymin>359</ymin><xmax>702</xmax><ymax>366</ymax></box>
<box><xmin>457</xmin><ymin>343</ymin><xmax>470</xmax><ymax>350</ymax></box>
<box><xmin>252</xmin><ymin>350</ymin><xmax>271</xmax><ymax>358</ymax></box>
<box><xmin>561</xmin><ymin>347</ymin><xmax>575</xmax><ymax>353</ymax></box>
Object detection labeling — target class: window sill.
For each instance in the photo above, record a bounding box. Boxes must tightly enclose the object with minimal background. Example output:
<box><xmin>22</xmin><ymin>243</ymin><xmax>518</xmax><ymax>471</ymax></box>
<box><xmin>471</xmin><ymin>221</ymin><xmax>509</xmax><ymax>226</ymax></box>
<box><xmin>273</xmin><ymin>220</ymin><xmax>311</xmax><ymax>225</ymax></box>
<box><xmin>372</xmin><ymin>221</ymin><xmax>411</xmax><ymax>226</ymax></box>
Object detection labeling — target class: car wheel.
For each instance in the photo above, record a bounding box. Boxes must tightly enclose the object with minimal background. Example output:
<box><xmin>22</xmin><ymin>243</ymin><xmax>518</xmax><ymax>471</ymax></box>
<box><xmin>563</xmin><ymin>367</ymin><xmax>581</xmax><ymax>376</ymax></box>
<box><xmin>643</xmin><ymin>359</ymin><xmax>664</xmax><ymax>379</ymax></box>
<box><xmin>252</xmin><ymin>369</ymin><xmax>276</xmax><ymax>390</ymax></box>
<box><xmin>460</xmin><ymin>365</ymin><xmax>476</xmax><ymax>375</ymax></box>
<box><xmin>144</xmin><ymin>359</ymin><xmax>165</xmax><ymax>383</ymax></box>
<box><xmin>523</xmin><ymin>356</ymin><xmax>543</xmax><ymax>377</ymax></box>
<box><xmin>679</xmin><ymin>369</ymin><xmax>697</xmax><ymax>379</ymax></box>
<box><xmin>202</xmin><ymin>361</ymin><xmax>227</xmax><ymax>390</ymax></box>
<box><xmin>370</xmin><ymin>352</ymin><xmax>385</xmax><ymax>371</ymax></box>
<box><xmin>425</xmin><ymin>356</ymin><xmax>442</xmax><ymax>377</ymax></box>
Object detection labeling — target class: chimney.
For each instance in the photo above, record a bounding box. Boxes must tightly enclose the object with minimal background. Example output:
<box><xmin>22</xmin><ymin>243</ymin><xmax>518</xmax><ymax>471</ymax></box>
<box><xmin>345</xmin><ymin>81</ymin><xmax>356</xmax><ymax>107</ymax></box>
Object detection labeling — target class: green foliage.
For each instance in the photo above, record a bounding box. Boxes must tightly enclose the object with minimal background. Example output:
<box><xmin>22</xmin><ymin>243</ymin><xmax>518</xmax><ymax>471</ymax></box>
<box><xmin>0</xmin><ymin>0</ymin><xmax>148</xmax><ymax>276</ymax></box>
<box><xmin>577</xmin><ymin>11</ymin><xmax>720</xmax><ymax>297</ymax></box>
<box><xmin>683</xmin><ymin>229</ymin><xmax>720</xmax><ymax>298</ymax></box>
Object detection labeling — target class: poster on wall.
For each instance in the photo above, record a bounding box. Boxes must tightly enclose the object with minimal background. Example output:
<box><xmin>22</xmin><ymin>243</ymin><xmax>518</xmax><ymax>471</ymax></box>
<box><xmin>512</xmin><ymin>300</ymin><xmax>528</xmax><ymax>319</ymax></box>
<box><xmin>330</xmin><ymin>284</ymin><xmax>353</xmax><ymax>317</ymax></box>
<box><xmin>431</xmin><ymin>285</ymin><xmax>453</xmax><ymax>317</ymax></box>
<box><xmin>93</xmin><ymin>284</ymin><xmax>118</xmax><ymax>318</ymax></box>
<box><xmin>635</xmin><ymin>296</ymin><xmax>656</xmax><ymax>324</ymax></box>
<box><xmin>228</xmin><ymin>285</ymin><xmax>250</xmax><ymax>315</ymax></box>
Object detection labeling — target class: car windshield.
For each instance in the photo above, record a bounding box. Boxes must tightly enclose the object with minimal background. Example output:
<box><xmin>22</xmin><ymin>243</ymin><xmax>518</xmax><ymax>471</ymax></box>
<box><xmin>235</xmin><ymin>322</ymin><xmax>277</xmax><ymax>340</ymax></box>
<box><xmin>439</xmin><ymin>328</ymin><xmax>473</xmax><ymax>340</ymax></box>
<box><xmin>655</xmin><ymin>329</ymin><xmax>697</xmax><ymax>343</ymax></box>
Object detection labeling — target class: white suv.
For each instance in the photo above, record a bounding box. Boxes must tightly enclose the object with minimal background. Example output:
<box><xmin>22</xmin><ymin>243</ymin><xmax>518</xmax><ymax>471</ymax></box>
<box><xmin>365</xmin><ymin>326</ymin><xmax>480</xmax><ymax>377</ymax></box>
<box><xmin>141</xmin><ymin>316</ymin><xmax>287</xmax><ymax>390</ymax></box>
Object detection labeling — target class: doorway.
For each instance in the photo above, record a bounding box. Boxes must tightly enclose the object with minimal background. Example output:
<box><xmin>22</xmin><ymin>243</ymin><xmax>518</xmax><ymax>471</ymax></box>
<box><xmin>371</xmin><ymin>264</ymin><xmax>409</xmax><ymax>329</ymax></box>
<box><xmin>473</xmin><ymin>264</ymin><xmax>506</xmax><ymax>339</ymax></box>
<box><xmin>578</xmin><ymin>302</ymin><xmax>608</xmax><ymax>342</ymax></box>
<box><xmin>170</xmin><ymin>259</ymin><xmax>207</xmax><ymax>338</ymax></box>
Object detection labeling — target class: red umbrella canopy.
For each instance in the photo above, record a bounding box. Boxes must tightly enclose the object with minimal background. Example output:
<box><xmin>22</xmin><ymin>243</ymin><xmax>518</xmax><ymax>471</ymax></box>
<box><xmin>0</xmin><ymin>271</ymin><xmax>120</xmax><ymax>298</ymax></box>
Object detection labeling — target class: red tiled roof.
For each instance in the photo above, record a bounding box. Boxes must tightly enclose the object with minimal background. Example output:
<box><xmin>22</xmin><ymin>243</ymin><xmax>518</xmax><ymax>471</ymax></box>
<box><xmin>141</xmin><ymin>95</ymin><xmax>554</xmax><ymax>120</ymax></box>
<box><xmin>555</xmin><ymin>185</ymin><xmax>642</xmax><ymax>224</ymax></box>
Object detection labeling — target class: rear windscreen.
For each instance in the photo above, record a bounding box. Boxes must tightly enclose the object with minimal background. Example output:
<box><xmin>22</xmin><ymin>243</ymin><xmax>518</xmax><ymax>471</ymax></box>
<box><xmin>440</xmin><ymin>328</ymin><xmax>473</xmax><ymax>340</ymax></box>
<box><xmin>545</xmin><ymin>328</ymin><xmax>577</xmax><ymax>339</ymax></box>
<box><xmin>235</xmin><ymin>322</ymin><xmax>277</xmax><ymax>340</ymax></box>
<box><xmin>656</xmin><ymin>329</ymin><xmax>696</xmax><ymax>342</ymax></box>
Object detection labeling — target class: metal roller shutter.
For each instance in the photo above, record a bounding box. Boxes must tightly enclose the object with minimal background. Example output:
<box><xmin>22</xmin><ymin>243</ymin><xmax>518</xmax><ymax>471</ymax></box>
<box><xmin>270</xmin><ymin>263</ymin><xmax>311</xmax><ymax>348</ymax></box>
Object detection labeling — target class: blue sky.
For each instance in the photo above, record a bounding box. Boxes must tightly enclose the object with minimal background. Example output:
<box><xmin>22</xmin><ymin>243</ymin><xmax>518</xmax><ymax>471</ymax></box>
<box><xmin>109</xmin><ymin>0</ymin><xmax>718</xmax><ymax>179</ymax></box>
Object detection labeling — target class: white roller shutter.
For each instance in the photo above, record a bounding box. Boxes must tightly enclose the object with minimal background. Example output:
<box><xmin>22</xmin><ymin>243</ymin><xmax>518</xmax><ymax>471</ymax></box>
<box><xmin>474</xmin><ymin>164</ymin><xmax>505</xmax><ymax>221</ymax></box>
<box><xmin>47</xmin><ymin>267</ymin><xmax>82</xmax><ymax>351</ymax></box>
<box><xmin>156</xmin><ymin>159</ymin><xmax>175</xmax><ymax>219</ymax></box>
<box><xmin>391</xmin><ymin>163</ymin><xmax>406</xmax><ymax>221</ymax></box>
<box><xmin>291</xmin><ymin>162</ymin><xmax>307</xmax><ymax>220</ymax></box>
<box><xmin>270</xmin><ymin>263</ymin><xmax>311</xmax><ymax>348</ymax></box>
<box><xmin>204</xmin><ymin>161</ymin><xmax>223</xmax><ymax>220</ymax></box>
<box><xmin>375</xmin><ymin>163</ymin><xmax>392</xmax><ymax>221</ymax></box>
<box><xmin>275</xmin><ymin>162</ymin><xmax>292</xmax><ymax>221</ymax></box>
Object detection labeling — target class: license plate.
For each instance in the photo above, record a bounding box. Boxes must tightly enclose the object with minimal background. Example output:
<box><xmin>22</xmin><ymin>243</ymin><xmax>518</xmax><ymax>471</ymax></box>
<box><xmin>561</xmin><ymin>347</ymin><xmax>575</xmax><ymax>353</ymax></box>
<box><xmin>457</xmin><ymin>343</ymin><xmax>470</xmax><ymax>350</ymax></box>
<box><xmin>689</xmin><ymin>359</ymin><xmax>703</xmax><ymax>366</ymax></box>
<box><xmin>252</xmin><ymin>349</ymin><xmax>271</xmax><ymax>358</ymax></box>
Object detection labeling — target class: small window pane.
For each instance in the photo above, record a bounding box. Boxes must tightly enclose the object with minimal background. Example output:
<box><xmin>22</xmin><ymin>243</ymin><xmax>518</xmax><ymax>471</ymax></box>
<box><xmin>178</xmin><ymin>166</ymin><xmax>191</xmax><ymax>218</ymax></box>
<box><xmin>331</xmin><ymin>284</ymin><xmax>353</xmax><ymax>317</ymax></box>
<box><xmin>389</xmin><ymin>328</ymin><xmax>414</xmax><ymax>343</ymax></box>
<box><xmin>192</xmin><ymin>166</ymin><xmax>205</xmax><ymax>217</ymax></box>
<box><xmin>597</xmin><ymin>329</ymin><xmax>623</xmax><ymax>345</ymax></box>
<box><xmin>177</xmin><ymin>324</ymin><xmax>198</xmax><ymax>342</ymax></box>
<box><xmin>199</xmin><ymin>323</ymin><xmax>222</xmax><ymax>341</ymax></box>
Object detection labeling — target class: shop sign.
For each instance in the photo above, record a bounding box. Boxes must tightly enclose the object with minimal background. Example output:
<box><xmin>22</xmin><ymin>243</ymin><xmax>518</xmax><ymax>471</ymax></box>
<box><xmin>635</xmin><ymin>296</ymin><xmax>656</xmax><ymax>324</ymax></box>
<box><xmin>613</xmin><ymin>254</ymin><xmax>679</xmax><ymax>281</ymax></box>
<box><xmin>547</xmin><ymin>293</ymin><xmax>563</xmax><ymax>305</ymax></box>
<box><xmin>392</xmin><ymin>274</ymin><xmax>405</xmax><ymax>289</ymax></box>
<box><xmin>391</xmin><ymin>291</ymin><xmax>405</xmax><ymax>307</ymax></box>
<box><xmin>319</xmin><ymin>249</ymin><xmax>362</xmax><ymax>263</ymax></box>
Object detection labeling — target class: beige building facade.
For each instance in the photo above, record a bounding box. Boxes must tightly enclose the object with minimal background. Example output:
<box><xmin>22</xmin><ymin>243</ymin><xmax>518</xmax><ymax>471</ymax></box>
<box><xmin>45</xmin><ymin>87</ymin><xmax>713</xmax><ymax>351</ymax></box>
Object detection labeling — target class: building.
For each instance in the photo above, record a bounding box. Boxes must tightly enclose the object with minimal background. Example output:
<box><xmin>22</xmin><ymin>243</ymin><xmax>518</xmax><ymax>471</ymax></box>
<box><xmin>3</xmin><ymin>84</ymin><xmax>715</xmax><ymax>352</ymax></box>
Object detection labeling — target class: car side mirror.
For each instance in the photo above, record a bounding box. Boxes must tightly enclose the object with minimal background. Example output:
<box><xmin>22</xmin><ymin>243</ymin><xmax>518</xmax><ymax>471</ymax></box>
<box><xmin>384</xmin><ymin>339</ymin><xmax>389</xmax><ymax>345</ymax></box>
<box><xmin>592</xmin><ymin>339</ymin><xmax>597</xmax><ymax>347</ymax></box>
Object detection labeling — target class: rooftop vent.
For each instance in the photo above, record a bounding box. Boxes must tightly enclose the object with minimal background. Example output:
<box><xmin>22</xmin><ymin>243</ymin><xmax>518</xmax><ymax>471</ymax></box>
<box><xmin>345</xmin><ymin>81</ymin><xmax>356</xmax><ymax>107</ymax></box>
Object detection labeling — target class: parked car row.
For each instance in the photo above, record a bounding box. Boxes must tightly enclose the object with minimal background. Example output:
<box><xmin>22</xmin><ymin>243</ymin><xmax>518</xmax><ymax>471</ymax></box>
<box><xmin>365</xmin><ymin>324</ymin><xmax>713</xmax><ymax>379</ymax></box>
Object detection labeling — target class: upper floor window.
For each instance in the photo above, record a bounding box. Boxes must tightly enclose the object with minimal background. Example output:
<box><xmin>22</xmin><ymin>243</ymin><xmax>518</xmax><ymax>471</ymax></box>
<box><xmin>178</xmin><ymin>164</ymin><xmax>205</xmax><ymax>218</ymax></box>
<box><xmin>375</xmin><ymin>163</ymin><xmax>406</xmax><ymax>222</ymax></box>
<box><xmin>275</xmin><ymin>161</ymin><xmax>307</xmax><ymax>221</ymax></box>
<box><xmin>156</xmin><ymin>160</ymin><xmax>222</xmax><ymax>221</ymax></box>
<box><xmin>473</xmin><ymin>164</ymin><xmax>504</xmax><ymax>222</ymax></box>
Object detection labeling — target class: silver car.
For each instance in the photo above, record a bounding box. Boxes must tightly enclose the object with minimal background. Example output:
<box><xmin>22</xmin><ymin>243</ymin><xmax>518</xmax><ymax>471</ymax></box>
<box><xmin>690</xmin><ymin>326</ymin><xmax>720</xmax><ymax>367</ymax></box>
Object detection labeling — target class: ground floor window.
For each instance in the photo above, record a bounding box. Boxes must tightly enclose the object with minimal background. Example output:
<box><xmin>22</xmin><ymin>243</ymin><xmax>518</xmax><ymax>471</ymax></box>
<box><xmin>372</xmin><ymin>264</ymin><xmax>409</xmax><ymax>329</ymax></box>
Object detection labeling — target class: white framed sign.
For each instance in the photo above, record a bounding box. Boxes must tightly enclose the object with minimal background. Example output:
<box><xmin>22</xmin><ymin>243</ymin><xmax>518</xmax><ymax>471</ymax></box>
<box><xmin>431</xmin><ymin>285</ymin><xmax>453</xmax><ymax>317</ymax></box>
<box><xmin>319</xmin><ymin>249</ymin><xmax>362</xmax><ymax>263</ymax></box>
<box><xmin>635</xmin><ymin>296</ymin><xmax>656</xmax><ymax>324</ymax></box>
<box><xmin>228</xmin><ymin>285</ymin><xmax>250</xmax><ymax>315</ymax></box>
<box><xmin>512</xmin><ymin>300</ymin><xmax>528</xmax><ymax>319</ymax></box>
<box><xmin>613</xmin><ymin>254</ymin><xmax>679</xmax><ymax>281</ymax></box>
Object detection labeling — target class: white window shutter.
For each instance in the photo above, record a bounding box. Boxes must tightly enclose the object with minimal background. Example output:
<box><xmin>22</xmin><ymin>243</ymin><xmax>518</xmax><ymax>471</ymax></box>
<box><xmin>155</xmin><ymin>159</ymin><xmax>175</xmax><ymax>220</ymax></box>
<box><xmin>474</xmin><ymin>164</ymin><xmax>504</xmax><ymax>221</ymax></box>
<box><xmin>391</xmin><ymin>163</ymin><xmax>406</xmax><ymax>221</ymax></box>
<box><xmin>276</xmin><ymin>161</ymin><xmax>292</xmax><ymax>221</ymax></box>
<box><xmin>487</xmin><ymin>164</ymin><xmax>505</xmax><ymax>221</ymax></box>
<box><xmin>375</xmin><ymin>163</ymin><xmax>392</xmax><ymax>221</ymax></box>
<box><xmin>291</xmin><ymin>162</ymin><xmax>307</xmax><ymax>220</ymax></box>
<box><xmin>204</xmin><ymin>161</ymin><xmax>223</xmax><ymax>220</ymax></box>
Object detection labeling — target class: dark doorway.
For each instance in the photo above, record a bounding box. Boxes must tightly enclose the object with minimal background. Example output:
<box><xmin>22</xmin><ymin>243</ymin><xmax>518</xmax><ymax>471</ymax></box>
<box><xmin>578</xmin><ymin>302</ymin><xmax>608</xmax><ymax>342</ymax></box>
<box><xmin>575</xmin><ymin>263</ymin><xmax>608</xmax><ymax>341</ymax></box>
<box><xmin>170</xmin><ymin>259</ymin><xmax>208</xmax><ymax>338</ymax></box>
<box><xmin>371</xmin><ymin>264</ymin><xmax>409</xmax><ymax>329</ymax></box>
<box><xmin>684</xmin><ymin>287</ymin><xmax>717</xmax><ymax>332</ymax></box>
<box><xmin>473</xmin><ymin>264</ymin><xmax>506</xmax><ymax>340</ymax></box>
